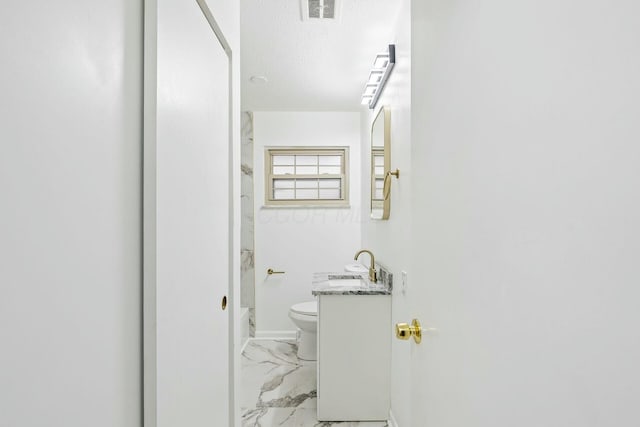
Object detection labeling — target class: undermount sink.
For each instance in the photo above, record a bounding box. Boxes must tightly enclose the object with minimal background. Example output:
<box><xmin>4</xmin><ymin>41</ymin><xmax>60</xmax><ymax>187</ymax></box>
<box><xmin>327</xmin><ymin>274</ymin><xmax>366</xmax><ymax>287</ymax></box>
<box><xmin>344</xmin><ymin>263</ymin><xmax>368</xmax><ymax>273</ymax></box>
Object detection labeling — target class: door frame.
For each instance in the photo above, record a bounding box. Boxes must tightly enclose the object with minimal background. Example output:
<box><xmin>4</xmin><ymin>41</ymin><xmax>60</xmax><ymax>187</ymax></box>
<box><xmin>142</xmin><ymin>0</ymin><xmax>237</xmax><ymax>425</ymax></box>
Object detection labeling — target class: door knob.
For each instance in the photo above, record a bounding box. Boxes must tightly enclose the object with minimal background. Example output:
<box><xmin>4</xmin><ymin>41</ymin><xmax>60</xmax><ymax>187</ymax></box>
<box><xmin>267</xmin><ymin>268</ymin><xmax>285</xmax><ymax>275</ymax></box>
<box><xmin>395</xmin><ymin>319</ymin><xmax>422</xmax><ymax>344</ymax></box>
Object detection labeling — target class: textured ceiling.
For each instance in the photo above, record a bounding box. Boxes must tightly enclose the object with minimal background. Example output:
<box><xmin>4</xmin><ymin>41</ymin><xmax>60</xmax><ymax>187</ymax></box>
<box><xmin>240</xmin><ymin>0</ymin><xmax>402</xmax><ymax>112</ymax></box>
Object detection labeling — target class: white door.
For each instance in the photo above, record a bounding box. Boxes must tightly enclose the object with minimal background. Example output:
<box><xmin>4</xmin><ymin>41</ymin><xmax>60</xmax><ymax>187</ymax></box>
<box><xmin>407</xmin><ymin>2</ymin><xmax>640</xmax><ymax>426</ymax></box>
<box><xmin>146</xmin><ymin>0</ymin><xmax>231</xmax><ymax>425</ymax></box>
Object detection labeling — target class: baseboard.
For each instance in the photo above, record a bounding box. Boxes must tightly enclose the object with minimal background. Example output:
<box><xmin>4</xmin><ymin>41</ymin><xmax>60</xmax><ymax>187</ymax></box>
<box><xmin>254</xmin><ymin>330</ymin><xmax>297</xmax><ymax>341</ymax></box>
<box><xmin>388</xmin><ymin>409</ymin><xmax>399</xmax><ymax>427</ymax></box>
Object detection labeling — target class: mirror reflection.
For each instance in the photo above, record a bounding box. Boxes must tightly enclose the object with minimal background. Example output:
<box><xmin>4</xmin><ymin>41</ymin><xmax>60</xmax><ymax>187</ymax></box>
<box><xmin>370</xmin><ymin>106</ymin><xmax>390</xmax><ymax>220</ymax></box>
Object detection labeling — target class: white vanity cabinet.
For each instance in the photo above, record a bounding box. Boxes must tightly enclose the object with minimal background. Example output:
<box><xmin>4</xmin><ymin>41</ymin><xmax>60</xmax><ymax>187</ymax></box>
<box><xmin>317</xmin><ymin>294</ymin><xmax>391</xmax><ymax>421</ymax></box>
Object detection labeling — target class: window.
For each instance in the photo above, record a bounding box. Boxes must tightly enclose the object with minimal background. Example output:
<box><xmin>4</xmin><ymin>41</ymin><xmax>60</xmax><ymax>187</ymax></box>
<box><xmin>371</xmin><ymin>148</ymin><xmax>384</xmax><ymax>209</ymax></box>
<box><xmin>265</xmin><ymin>147</ymin><xmax>349</xmax><ymax>206</ymax></box>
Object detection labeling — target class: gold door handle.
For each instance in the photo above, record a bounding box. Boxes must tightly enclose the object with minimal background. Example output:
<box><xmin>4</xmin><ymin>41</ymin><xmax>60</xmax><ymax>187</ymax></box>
<box><xmin>267</xmin><ymin>268</ymin><xmax>285</xmax><ymax>275</ymax></box>
<box><xmin>395</xmin><ymin>319</ymin><xmax>422</xmax><ymax>344</ymax></box>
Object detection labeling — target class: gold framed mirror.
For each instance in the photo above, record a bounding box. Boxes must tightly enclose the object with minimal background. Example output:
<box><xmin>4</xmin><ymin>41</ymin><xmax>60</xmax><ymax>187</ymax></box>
<box><xmin>370</xmin><ymin>106</ymin><xmax>391</xmax><ymax>220</ymax></box>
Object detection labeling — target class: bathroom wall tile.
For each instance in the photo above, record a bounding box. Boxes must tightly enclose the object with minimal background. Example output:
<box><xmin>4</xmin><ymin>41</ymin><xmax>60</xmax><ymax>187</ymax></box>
<box><xmin>241</xmin><ymin>249</ymin><xmax>254</xmax><ymax>271</ymax></box>
<box><xmin>241</xmin><ymin>249</ymin><xmax>255</xmax><ymax>308</ymax></box>
<box><xmin>240</xmin><ymin>276</ymin><xmax>255</xmax><ymax>311</ymax></box>
<box><xmin>249</xmin><ymin>308</ymin><xmax>256</xmax><ymax>338</ymax></box>
<box><xmin>241</xmin><ymin>111</ymin><xmax>254</xmax><ymax>166</ymax></box>
<box><xmin>240</xmin><ymin>198</ymin><xmax>254</xmax><ymax>250</ymax></box>
<box><xmin>241</xmin><ymin>111</ymin><xmax>255</xmax><ymax>310</ymax></box>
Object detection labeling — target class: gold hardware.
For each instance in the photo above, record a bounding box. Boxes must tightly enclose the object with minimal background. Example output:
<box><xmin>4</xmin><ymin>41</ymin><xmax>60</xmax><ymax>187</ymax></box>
<box><xmin>395</xmin><ymin>319</ymin><xmax>422</xmax><ymax>344</ymax></box>
<box><xmin>354</xmin><ymin>249</ymin><xmax>377</xmax><ymax>283</ymax></box>
<box><xmin>221</xmin><ymin>295</ymin><xmax>227</xmax><ymax>311</ymax></box>
<box><xmin>267</xmin><ymin>268</ymin><xmax>285</xmax><ymax>275</ymax></box>
<box><xmin>383</xmin><ymin>169</ymin><xmax>400</xmax><ymax>201</ymax></box>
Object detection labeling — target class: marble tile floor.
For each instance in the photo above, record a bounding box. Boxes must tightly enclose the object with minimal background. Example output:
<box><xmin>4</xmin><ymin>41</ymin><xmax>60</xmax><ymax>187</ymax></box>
<box><xmin>241</xmin><ymin>340</ymin><xmax>388</xmax><ymax>427</ymax></box>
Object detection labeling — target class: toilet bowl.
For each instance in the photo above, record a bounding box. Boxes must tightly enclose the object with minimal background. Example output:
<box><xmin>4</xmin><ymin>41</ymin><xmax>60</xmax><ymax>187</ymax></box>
<box><xmin>288</xmin><ymin>301</ymin><xmax>318</xmax><ymax>361</ymax></box>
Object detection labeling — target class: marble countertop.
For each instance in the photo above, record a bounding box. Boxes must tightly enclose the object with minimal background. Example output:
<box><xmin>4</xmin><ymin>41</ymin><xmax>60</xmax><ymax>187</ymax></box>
<box><xmin>311</xmin><ymin>271</ymin><xmax>392</xmax><ymax>296</ymax></box>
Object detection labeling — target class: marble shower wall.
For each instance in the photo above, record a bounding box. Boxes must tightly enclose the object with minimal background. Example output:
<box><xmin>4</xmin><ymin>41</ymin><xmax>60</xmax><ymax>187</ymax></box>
<box><xmin>241</xmin><ymin>112</ymin><xmax>255</xmax><ymax>329</ymax></box>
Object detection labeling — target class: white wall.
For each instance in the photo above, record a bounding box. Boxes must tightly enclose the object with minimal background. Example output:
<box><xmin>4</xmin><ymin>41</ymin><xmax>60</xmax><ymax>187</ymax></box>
<box><xmin>0</xmin><ymin>1</ymin><xmax>142</xmax><ymax>426</ymax></box>
<box><xmin>254</xmin><ymin>112</ymin><xmax>362</xmax><ymax>334</ymax></box>
<box><xmin>364</xmin><ymin>0</ymin><xmax>640</xmax><ymax>426</ymax></box>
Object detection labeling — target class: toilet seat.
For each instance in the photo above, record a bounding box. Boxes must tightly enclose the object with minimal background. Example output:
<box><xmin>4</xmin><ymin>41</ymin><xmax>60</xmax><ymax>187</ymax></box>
<box><xmin>290</xmin><ymin>301</ymin><xmax>318</xmax><ymax>316</ymax></box>
<box><xmin>289</xmin><ymin>301</ymin><xmax>318</xmax><ymax>361</ymax></box>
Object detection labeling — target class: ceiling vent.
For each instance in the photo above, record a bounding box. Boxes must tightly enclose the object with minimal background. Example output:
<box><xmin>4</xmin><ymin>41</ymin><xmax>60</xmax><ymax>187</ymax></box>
<box><xmin>301</xmin><ymin>0</ymin><xmax>342</xmax><ymax>21</ymax></box>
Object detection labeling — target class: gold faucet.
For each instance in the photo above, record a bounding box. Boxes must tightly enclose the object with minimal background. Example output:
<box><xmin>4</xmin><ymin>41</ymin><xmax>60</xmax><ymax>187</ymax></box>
<box><xmin>354</xmin><ymin>249</ymin><xmax>377</xmax><ymax>283</ymax></box>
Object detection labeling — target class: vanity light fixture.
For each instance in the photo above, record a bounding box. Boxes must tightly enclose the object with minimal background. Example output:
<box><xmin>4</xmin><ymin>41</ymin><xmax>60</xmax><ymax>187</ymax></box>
<box><xmin>367</xmin><ymin>70</ymin><xmax>385</xmax><ymax>85</ymax></box>
<box><xmin>361</xmin><ymin>96</ymin><xmax>373</xmax><ymax>106</ymax></box>
<box><xmin>361</xmin><ymin>44</ymin><xmax>396</xmax><ymax>109</ymax></box>
<box><xmin>363</xmin><ymin>84</ymin><xmax>377</xmax><ymax>97</ymax></box>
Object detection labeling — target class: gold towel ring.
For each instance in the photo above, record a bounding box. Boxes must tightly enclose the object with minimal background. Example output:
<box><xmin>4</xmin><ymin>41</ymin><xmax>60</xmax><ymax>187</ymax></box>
<box><xmin>383</xmin><ymin>169</ymin><xmax>400</xmax><ymax>201</ymax></box>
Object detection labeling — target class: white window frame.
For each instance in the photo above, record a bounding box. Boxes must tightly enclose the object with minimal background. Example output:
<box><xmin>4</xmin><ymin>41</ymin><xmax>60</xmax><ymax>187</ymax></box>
<box><xmin>264</xmin><ymin>147</ymin><xmax>350</xmax><ymax>207</ymax></box>
<box><xmin>371</xmin><ymin>147</ymin><xmax>385</xmax><ymax>210</ymax></box>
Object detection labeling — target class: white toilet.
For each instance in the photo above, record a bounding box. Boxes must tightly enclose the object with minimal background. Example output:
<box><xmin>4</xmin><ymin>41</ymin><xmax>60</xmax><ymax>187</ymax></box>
<box><xmin>288</xmin><ymin>301</ymin><xmax>318</xmax><ymax>361</ymax></box>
